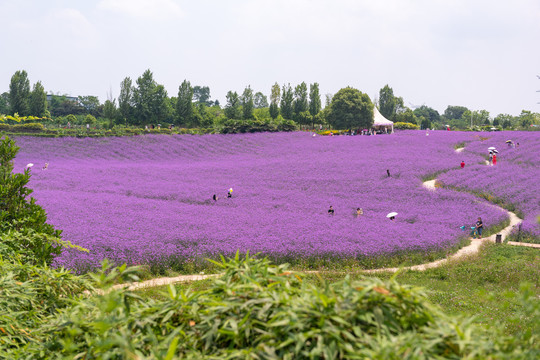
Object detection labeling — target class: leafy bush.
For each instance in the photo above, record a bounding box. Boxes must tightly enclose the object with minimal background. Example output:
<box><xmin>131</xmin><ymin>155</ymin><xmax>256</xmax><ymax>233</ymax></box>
<box><xmin>219</xmin><ymin>118</ymin><xmax>297</xmax><ymax>134</ymax></box>
<box><xmin>11</xmin><ymin>253</ymin><xmax>534</xmax><ymax>359</ymax></box>
<box><xmin>0</xmin><ymin>259</ymin><xmax>90</xmax><ymax>353</ymax></box>
<box><xmin>394</xmin><ymin>122</ymin><xmax>419</xmax><ymax>130</ymax></box>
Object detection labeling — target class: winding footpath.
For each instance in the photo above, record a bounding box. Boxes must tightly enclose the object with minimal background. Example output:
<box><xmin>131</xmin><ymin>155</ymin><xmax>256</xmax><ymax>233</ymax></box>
<box><xmin>109</xmin><ymin>147</ymin><xmax>538</xmax><ymax>292</ymax></box>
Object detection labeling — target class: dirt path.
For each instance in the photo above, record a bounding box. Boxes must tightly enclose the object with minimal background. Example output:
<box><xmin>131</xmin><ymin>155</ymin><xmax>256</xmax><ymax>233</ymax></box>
<box><xmin>104</xmin><ymin>168</ymin><xmax>537</xmax><ymax>291</ymax></box>
<box><xmin>455</xmin><ymin>147</ymin><xmax>465</xmax><ymax>153</ymax></box>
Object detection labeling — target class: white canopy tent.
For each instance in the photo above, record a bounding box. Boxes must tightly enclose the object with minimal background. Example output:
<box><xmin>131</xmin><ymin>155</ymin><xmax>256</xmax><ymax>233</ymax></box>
<box><xmin>372</xmin><ymin>106</ymin><xmax>394</xmax><ymax>133</ymax></box>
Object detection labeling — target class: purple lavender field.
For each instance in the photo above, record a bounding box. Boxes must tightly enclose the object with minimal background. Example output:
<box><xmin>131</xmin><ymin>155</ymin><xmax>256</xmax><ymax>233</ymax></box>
<box><xmin>14</xmin><ymin>131</ymin><xmax>528</xmax><ymax>273</ymax></box>
<box><xmin>438</xmin><ymin>131</ymin><xmax>540</xmax><ymax>241</ymax></box>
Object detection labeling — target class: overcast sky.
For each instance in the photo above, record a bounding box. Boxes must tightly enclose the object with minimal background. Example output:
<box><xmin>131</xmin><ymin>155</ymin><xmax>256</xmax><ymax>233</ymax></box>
<box><xmin>1</xmin><ymin>0</ymin><xmax>539</xmax><ymax>116</ymax></box>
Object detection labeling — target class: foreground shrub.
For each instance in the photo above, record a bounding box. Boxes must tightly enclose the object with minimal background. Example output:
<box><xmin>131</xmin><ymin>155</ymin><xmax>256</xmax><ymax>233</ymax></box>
<box><xmin>17</xmin><ymin>254</ymin><xmax>536</xmax><ymax>359</ymax></box>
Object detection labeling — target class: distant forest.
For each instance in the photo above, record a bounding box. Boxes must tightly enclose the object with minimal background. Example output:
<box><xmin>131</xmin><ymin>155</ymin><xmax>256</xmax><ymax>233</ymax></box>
<box><xmin>1</xmin><ymin>69</ymin><xmax>539</xmax><ymax>131</ymax></box>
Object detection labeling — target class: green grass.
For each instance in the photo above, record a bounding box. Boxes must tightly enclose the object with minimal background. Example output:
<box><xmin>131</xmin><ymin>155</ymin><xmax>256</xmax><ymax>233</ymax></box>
<box><xmin>136</xmin><ymin>242</ymin><xmax>539</xmax><ymax>338</ymax></box>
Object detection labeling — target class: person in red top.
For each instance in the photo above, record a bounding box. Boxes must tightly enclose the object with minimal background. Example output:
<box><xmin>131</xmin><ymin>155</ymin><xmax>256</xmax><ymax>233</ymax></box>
<box><xmin>460</xmin><ymin>161</ymin><xmax>465</xmax><ymax>168</ymax></box>
<box><xmin>492</xmin><ymin>154</ymin><xmax>497</xmax><ymax>165</ymax></box>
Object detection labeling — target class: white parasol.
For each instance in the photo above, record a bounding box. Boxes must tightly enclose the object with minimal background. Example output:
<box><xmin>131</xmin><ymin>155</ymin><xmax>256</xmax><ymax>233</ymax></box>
<box><xmin>488</xmin><ymin>147</ymin><xmax>497</xmax><ymax>151</ymax></box>
<box><xmin>26</xmin><ymin>163</ymin><xmax>34</xmax><ymax>168</ymax></box>
<box><xmin>386</xmin><ymin>212</ymin><xmax>398</xmax><ymax>218</ymax></box>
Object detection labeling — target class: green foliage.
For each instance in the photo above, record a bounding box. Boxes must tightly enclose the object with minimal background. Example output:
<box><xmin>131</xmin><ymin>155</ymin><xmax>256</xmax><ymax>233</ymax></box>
<box><xmin>8</xmin><ymin>70</ymin><xmax>31</xmax><ymax>116</ymax></box>
<box><xmin>219</xmin><ymin>117</ymin><xmax>296</xmax><ymax>134</ymax></box>
<box><xmin>253</xmin><ymin>91</ymin><xmax>268</xmax><ymax>108</ymax></box>
<box><xmin>132</xmin><ymin>70</ymin><xmax>169</xmax><ymax>125</ymax></box>
<box><xmin>13</xmin><ymin>254</ymin><xmax>535</xmax><ymax>359</ymax></box>
<box><xmin>0</xmin><ymin>259</ymin><xmax>90</xmax><ymax>354</ymax></box>
<box><xmin>192</xmin><ymin>85</ymin><xmax>211</xmax><ymax>106</ymax></box>
<box><xmin>224</xmin><ymin>91</ymin><xmax>241</xmax><ymax>120</ymax></box>
<box><xmin>85</xmin><ymin>114</ymin><xmax>97</xmax><ymax>125</ymax></box>
<box><xmin>378</xmin><ymin>84</ymin><xmax>396</xmax><ymax>119</ymax></box>
<box><xmin>293</xmin><ymin>82</ymin><xmax>308</xmax><ymax>121</ymax></box>
<box><xmin>309</xmin><ymin>82</ymin><xmax>321</xmax><ymax>117</ymax></box>
<box><xmin>444</xmin><ymin>105</ymin><xmax>468</xmax><ymax>120</ymax></box>
<box><xmin>241</xmin><ymin>86</ymin><xmax>254</xmax><ymax>120</ymax></box>
<box><xmin>280</xmin><ymin>83</ymin><xmax>294</xmax><ymax>120</ymax></box>
<box><xmin>29</xmin><ymin>81</ymin><xmax>47</xmax><ymax>117</ymax></box>
<box><xmin>177</xmin><ymin>80</ymin><xmax>194</xmax><ymax>126</ymax></box>
<box><xmin>394</xmin><ymin>122</ymin><xmax>420</xmax><ymax>130</ymax></box>
<box><xmin>326</xmin><ymin>87</ymin><xmax>374</xmax><ymax>130</ymax></box>
<box><xmin>414</xmin><ymin>105</ymin><xmax>440</xmax><ymax>124</ymax></box>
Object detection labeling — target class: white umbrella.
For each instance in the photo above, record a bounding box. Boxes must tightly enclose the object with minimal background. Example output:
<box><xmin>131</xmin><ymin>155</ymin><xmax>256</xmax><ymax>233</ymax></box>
<box><xmin>386</xmin><ymin>212</ymin><xmax>398</xmax><ymax>218</ymax></box>
<box><xmin>26</xmin><ymin>163</ymin><xmax>34</xmax><ymax>168</ymax></box>
<box><xmin>491</xmin><ymin>149</ymin><xmax>499</xmax><ymax>154</ymax></box>
<box><xmin>488</xmin><ymin>147</ymin><xmax>497</xmax><ymax>150</ymax></box>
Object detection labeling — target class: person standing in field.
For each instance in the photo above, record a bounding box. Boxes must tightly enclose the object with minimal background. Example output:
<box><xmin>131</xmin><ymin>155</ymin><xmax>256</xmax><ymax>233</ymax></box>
<box><xmin>356</xmin><ymin>208</ymin><xmax>363</xmax><ymax>216</ymax></box>
<box><xmin>474</xmin><ymin>217</ymin><xmax>483</xmax><ymax>238</ymax></box>
<box><xmin>213</xmin><ymin>194</ymin><xmax>218</xmax><ymax>201</ymax></box>
<box><xmin>488</xmin><ymin>152</ymin><xmax>493</xmax><ymax>165</ymax></box>
<box><xmin>227</xmin><ymin>188</ymin><xmax>233</xmax><ymax>198</ymax></box>
<box><xmin>492</xmin><ymin>154</ymin><xmax>497</xmax><ymax>165</ymax></box>
<box><xmin>328</xmin><ymin>206</ymin><xmax>335</xmax><ymax>215</ymax></box>
<box><xmin>460</xmin><ymin>161</ymin><xmax>465</xmax><ymax>168</ymax></box>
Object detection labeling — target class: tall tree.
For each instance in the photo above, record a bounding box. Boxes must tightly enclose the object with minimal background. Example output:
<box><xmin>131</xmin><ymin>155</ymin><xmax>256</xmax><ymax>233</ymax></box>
<box><xmin>103</xmin><ymin>99</ymin><xmax>117</xmax><ymax>121</ymax></box>
<box><xmin>78</xmin><ymin>96</ymin><xmax>100</xmax><ymax>116</ymax></box>
<box><xmin>293</xmin><ymin>82</ymin><xmax>308</xmax><ymax>119</ymax></box>
<box><xmin>269</xmin><ymin>83</ymin><xmax>280</xmax><ymax>119</ymax></box>
<box><xmin>280</xmin><ymin>84</ymin><xmax>294</xmax><ymax>120</ymax></box>
<box><xmin>29</xmin><ymin>81</ymin><xmax>47</xmax><ymax>117</ymax></box>
<box><xmin>326</xmin><ymin>87</ymin><xmax>374</xmax><ymax>130</ymax></box>
<box><xmin>177</xmin><ymin>80</ymin><xmax>194</xmax><ymax>126</ymax></box>
<box><xmin>309</xmin><ymin>83</ymin><xmax>321</xmax><ymax>117</ymax></box>
<box><xmin>0</xmin><ymin>92</ymin><xmax>9</xmax><ymax>114</ymax></box>
<box><xmin>132</xmin><ymin>70</ymin><xmax>168</xmax><ymax>125</ymax></box>
<box><xmin>241</xmin><ymin>86</ymin><xmax>254</xmax><ymax>119</ymax></box>
<box><xmin>118</xmin><ymin>77</ymin><xmax>133</xmax><ymax>123</ymax></box>
<box><xmin>224</xmin><ymin>91</ymin><xmax>241</xmax><ymax>119</ymax></box>
<box><xmin>9</xmin><ymin>70</ymin><xmax>31</xmax><ymax>116</ymax></box>
<box><xmin>378</xmin><ymin>85</ymin><xmax>396</xmax><ymax>119</ymax></box>
<box><xmin>254</xmin><ymin>92</ymin><xmax>268</xmax><ymax>108</ymax></box>
<box><xmin>193</xmin><ymin>86</ymin><xmax>211</xmax><ymax>105</ymax></box>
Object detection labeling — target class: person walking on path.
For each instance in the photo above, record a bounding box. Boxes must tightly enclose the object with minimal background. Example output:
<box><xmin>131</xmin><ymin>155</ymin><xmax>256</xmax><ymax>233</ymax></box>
<box><xmin>460</xmin><ymin>161</ymin><xmax>465</xmax><ymax>168</ymax></box>
<box><xmin>492</xmin><ymin>154</ymin><xmax>497</xmax><ymax>165</ymax></box>
<box><xmin>474</xmin><ymin>217</ymin><xmax>483</xmax><ymax>238</ymax></box>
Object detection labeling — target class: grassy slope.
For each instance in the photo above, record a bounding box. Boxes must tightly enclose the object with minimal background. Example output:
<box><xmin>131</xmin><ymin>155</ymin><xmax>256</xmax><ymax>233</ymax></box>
<box><xmin>137</xmin><ymin>243</ymin><xmax>539</xmax><ymax>338</ymax></box>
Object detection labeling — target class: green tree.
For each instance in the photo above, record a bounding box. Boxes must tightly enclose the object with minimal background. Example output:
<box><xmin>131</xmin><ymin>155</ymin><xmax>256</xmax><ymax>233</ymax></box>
<box><xmin>9</xmin><ymin>70</ymin><xmax>31</xmax><ymax>116</ymax></box>
<box><xmin>241</xmin><ymin>86</ymin><xmax>254</xmax><ymax>119</ymax></box>
<box><xmin>378</xmin><ymin>84</ymin><xmax>396</xmax><ymax>119</ymax></box>
<box><xmin>414</xmin><ymin>105</ymin><xmax>440</xmax><ymax>124</ymax></box>
<box><xmin>118</xmin><ymin>77</ymin><xmax>133</xmax><ymax>123</ymax></box>
<box><xmin>254</xmin><ymin>92</ymin><xmax>268</xmax><ymax>108</ymax></box>
<box><xmin>309</xmin><ymin>83</ymin><xmax>321</xmax><ymax>117</ymax></box>
<box><xmin>132</xmin><ymin>70</ymin><xmax>168</xmax><ymax>125</ymax></box>
<box><xmin>193</xmin><ymin>86</ymin><xmax>211</xmax><ymax>106</ymax></box>
<box><xmin>280</xmin><ymin>84</ymin><xmax>294</xmax><ymax>120</ymax></box>
<box><xmin>394</xmin><ymin>108</ymin><xmax>416</xmax><ymax>125</ymax></box>
<box><xmin>177</xmin><ymin>80</ymin><xmax>194</xmax><ymax>126</ymax></box>
<box><xmin>293</xmin><ymin>82</ymin><xmax>308</xmax><ymax>122</ymax></box>
<box><xmin>103</xmin><ymin>99</ymin><xmax>117</xmax><ymax>122</ymax></box>
<box><xmin>0</xmin><ymin>92</ymin><xmax>9</xmax><ymax>114</ymax></box>
<box><xmin>269</xmin><ymin>83</ymin><xmax>280</xmax><ymax>119</ymax></box>
<box><xmin>29</xmin><ymin>81</ymin><xmax>47</xmax><ymax>117</ymax></box>
<box><xmin>78</xmin><ymin>96</ymin><xmax>100</xmax><ymax>116</ymax></box>
<box><xmin>494</xmin><ymin>114</ymin><xmax>514</xmax><ymax>129</ymax></box>
<box><xmin>326</xmin><ymin>87</ymin><xmax>374</xmax><ymax>130</ymax></box>
<box><xmin>224</xmin><ymin>91</ymin><xmax>241</xmax><ymax>119</ymax></box>
<box><xmin>443</xmin><ymin>105</ymin><xmax>468</xmax><ymax>120</ymax></box>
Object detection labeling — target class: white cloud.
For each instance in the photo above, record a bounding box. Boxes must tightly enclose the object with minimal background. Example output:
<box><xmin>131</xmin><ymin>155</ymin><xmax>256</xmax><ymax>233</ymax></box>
<box><xmin>98</xmin><ymin>0</ymin><xmax>183</xmax><ymax>20</ymax></box>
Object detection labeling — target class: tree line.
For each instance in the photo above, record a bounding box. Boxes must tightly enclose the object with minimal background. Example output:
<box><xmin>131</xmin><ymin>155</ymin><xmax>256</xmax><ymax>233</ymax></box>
<box><xmin>1</xmin><ymin>69</ymin><xmax>538</xmax><ymax>131</ymax></box>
